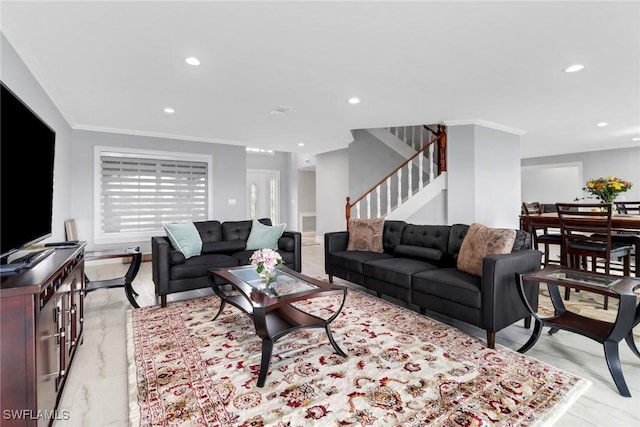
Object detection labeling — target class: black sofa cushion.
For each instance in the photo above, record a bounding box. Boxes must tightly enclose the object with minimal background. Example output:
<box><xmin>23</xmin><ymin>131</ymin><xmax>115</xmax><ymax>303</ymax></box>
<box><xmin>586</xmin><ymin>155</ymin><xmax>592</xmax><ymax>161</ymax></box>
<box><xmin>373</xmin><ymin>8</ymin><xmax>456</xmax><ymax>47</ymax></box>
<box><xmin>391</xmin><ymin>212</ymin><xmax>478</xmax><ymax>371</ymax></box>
<box><xmin>400</xmin><ymin>224</ymin><xmax>450</xmax><ymax>251</ymax></box>
<box><xmin>394</xmin><ymin>244</ymin><xmax>443</xmax><ymax>263</ymax></box>
<box><xmin>364</xmin><ymin>257</ymin><xmax>439</xmax><ymax>289</ymax></box>
<box><xmin>412</xmin><ymin>268</ymin><xmax>482</xmax><ymax>309</ymax></box>
<box><xmin>194</xmin><ymin>220</ymin><xmax>223</xmax><ymax>243</ymax></box>
<box><xmin>203</xmin><ymin>240</ymin><xmax>246</xmax><ymax>254</ymax></box>
<box><xmin>169</xmin><ymin>253</ymin><xmax>239</xmax><ymax>280</ymax></box>
<box><xmin>382</xmin><ymin>221</ymin><xmax>407</xmax><ymax>253</ymax></box>
<box><xmin>329</xmin><ymin>250</ymin><xmax>393</xmax><ymax>275</ymax></box>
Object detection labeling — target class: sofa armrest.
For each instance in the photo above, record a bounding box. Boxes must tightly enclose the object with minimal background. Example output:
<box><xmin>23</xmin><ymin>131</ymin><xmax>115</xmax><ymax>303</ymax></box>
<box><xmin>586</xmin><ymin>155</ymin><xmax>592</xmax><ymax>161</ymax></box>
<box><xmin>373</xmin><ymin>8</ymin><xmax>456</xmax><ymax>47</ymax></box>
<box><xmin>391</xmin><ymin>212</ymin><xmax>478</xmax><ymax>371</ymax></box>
<box><xmin>151</xmin><ymin>236</ymin><xmax>172</xmax><ymax>296</ymax></box>
<box><xmin>480</xmin><ymin>249</ymin><xmax>542</xmax><ymax>333</ymax></box>
<box><xmin>281</xmin><ymin>230</ymin><xmax>302</xmax><ymax>272</ymax></box>
<box><xmin>324</xmin><ymin>231</ymin><xmax>349</xmax><ymax>273</ymax></box>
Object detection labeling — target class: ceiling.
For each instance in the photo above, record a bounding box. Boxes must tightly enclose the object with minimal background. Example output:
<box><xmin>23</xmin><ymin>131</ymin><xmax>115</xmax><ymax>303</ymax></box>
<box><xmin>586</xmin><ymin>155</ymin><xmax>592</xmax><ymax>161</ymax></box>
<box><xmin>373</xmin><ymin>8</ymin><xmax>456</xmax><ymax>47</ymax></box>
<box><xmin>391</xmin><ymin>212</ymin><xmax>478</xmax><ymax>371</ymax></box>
<box><xmin>1</xmin><ymin>1</ymin><xmax>639</xmax><ymax>158</ymax></box>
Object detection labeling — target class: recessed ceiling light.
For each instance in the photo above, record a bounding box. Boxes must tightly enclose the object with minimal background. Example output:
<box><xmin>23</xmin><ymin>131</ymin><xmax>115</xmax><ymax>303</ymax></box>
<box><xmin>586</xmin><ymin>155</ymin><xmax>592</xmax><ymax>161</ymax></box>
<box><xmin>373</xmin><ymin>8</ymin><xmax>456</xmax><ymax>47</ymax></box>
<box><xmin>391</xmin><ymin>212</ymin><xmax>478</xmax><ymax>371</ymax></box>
<box><xmin>298</xmin><ymin>143</ymin><xmax>305</xmax><ymax>147</ymax></box>
<box><xmin>596</xmin><ymin>122</ymin><xmax>608</xmax><ymax>127</ymax></box>
<box><xmin>163</xmin><ymin>107</ymin><xmax>175</xmax><ymax>114</ymax></box>
<box><xmin>563</xmin><ymin>64</ymin><xmax>585</xmax><ymax>73</ymax></box>
<box><xmin>632</xmin><ymin>137</ymin><xmax>640</xmax><ymax>141</ymax></box>
<box><xmin>348</xmin><ymin>97</ymin><xmax>360</xmax><ymax>104</ymax></box>
<box><xmin>185</xmin><ymin>56</ymin><xmax>200</xmax><ymax>66</ymax></box>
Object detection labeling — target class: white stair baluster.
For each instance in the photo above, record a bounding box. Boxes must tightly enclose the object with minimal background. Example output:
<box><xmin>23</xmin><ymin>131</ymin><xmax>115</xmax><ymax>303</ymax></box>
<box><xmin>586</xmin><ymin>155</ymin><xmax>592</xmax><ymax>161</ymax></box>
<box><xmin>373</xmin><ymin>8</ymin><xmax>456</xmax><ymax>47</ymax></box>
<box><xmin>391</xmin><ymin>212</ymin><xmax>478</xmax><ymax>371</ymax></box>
<box><xmin>366</xmin><ymin>194</ymin><xmax>371</xmax><ymax>219</ymax></box>
<box><xmin>429</xmin><ymin>144</ymin><xmax>435</xmax><ymax>182</ymax></box>
<box><xmin>419</xmin><ymin>151</ymin><xmax>424</xmax><ymax>189</ymax></box>
<box><xmin>376</xmin><ymin>186</ymin><xmax>381</xmax><ymax>217</ymax></box>
<box><xmin>407</xmin><ymin>161</ymin><xmax>413</xmax><ymax>198</ymax></box>
<box><xmin>355</xmin><ymin>201</ymin><xmax>361</xmax><ymax>219</ymax></box>
<box><xmin>397</xmin><ymin>169</ymin><xmax>402</xmax><ymax>207</ymax></box>
<box><xmin>386</xmin><ymin>177</ymin><xmax>392</xmax><ymax>215</ymax></box>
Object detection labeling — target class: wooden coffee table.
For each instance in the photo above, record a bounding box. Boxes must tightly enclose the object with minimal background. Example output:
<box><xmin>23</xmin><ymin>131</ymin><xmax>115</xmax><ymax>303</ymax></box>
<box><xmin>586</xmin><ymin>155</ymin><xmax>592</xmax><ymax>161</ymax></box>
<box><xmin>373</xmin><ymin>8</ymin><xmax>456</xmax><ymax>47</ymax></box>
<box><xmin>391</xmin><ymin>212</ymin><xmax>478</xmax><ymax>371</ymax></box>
<box><xmin>516</xmin><ymin>266</ymin><xmax>640</xmax><ymax>397</ymax></box>
<box><xmin>209</xmin><ymin>265</ymin><xmax>347</xmax><ymax>387</ymax></box>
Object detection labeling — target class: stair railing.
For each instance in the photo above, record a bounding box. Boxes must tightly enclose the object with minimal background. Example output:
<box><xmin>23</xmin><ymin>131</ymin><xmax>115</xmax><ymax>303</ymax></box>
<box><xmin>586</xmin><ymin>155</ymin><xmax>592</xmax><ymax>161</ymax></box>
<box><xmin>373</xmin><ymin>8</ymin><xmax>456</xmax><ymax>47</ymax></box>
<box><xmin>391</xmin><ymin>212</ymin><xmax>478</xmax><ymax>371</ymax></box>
<box><xmin>345</xmin><ymin>124</ymin><xmax>447</xmax><ymax>228</ymax></box>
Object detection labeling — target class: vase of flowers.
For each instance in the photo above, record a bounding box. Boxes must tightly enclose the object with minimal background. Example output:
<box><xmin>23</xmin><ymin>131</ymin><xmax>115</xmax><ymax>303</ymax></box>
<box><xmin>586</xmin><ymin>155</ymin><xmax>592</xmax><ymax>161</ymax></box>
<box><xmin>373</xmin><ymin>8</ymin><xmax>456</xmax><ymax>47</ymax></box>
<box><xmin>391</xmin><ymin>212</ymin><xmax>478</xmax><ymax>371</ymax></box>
<box><xmin>250</xmin><ymin>248</ymin><xmax>283</xmax><ymax>283</ymax></box>
<box><xmin>581</xmin><ymin>176</ymin><xmax>633</xmax><ymax>208</ymax></box>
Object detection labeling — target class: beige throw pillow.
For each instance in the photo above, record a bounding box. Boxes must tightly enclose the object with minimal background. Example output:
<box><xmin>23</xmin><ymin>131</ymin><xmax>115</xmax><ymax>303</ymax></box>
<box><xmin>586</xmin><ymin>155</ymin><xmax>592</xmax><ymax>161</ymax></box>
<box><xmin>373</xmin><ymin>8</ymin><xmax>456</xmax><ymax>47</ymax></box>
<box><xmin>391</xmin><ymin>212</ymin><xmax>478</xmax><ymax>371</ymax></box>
<box><xmin>346</xmin><ymin>218</ymin><xmax>385</xmax><ymax>253</ymax></box>
<box><xmin>457</xmin><ymin>223</ymin><xmax>516</xmax><ymax>277</ymax></box>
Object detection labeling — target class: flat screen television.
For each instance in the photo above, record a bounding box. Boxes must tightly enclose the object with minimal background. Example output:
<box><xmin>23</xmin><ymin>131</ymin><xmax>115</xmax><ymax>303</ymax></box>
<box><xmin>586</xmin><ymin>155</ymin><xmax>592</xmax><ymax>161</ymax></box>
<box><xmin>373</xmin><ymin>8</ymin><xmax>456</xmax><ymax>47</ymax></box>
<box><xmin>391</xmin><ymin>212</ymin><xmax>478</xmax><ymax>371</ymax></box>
<box><xmin>1</xmin><ymin>81</ymin><xmax>56</xmax><ymax>262</ymax></box>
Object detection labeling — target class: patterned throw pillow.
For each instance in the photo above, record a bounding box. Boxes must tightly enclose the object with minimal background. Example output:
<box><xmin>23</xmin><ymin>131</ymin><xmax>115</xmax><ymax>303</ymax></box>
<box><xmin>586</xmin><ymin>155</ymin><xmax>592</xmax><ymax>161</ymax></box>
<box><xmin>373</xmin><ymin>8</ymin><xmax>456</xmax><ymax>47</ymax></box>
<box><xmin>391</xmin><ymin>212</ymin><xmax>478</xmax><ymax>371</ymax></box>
<box><xmin>346</xmin><ymin>218</ymin><xmax>385</xmax><ymax>253</ymax></box>
<box><xmin>457</xmin><ymin>223</ymin><xmax>516</xmax><ymax>277</ymax></box>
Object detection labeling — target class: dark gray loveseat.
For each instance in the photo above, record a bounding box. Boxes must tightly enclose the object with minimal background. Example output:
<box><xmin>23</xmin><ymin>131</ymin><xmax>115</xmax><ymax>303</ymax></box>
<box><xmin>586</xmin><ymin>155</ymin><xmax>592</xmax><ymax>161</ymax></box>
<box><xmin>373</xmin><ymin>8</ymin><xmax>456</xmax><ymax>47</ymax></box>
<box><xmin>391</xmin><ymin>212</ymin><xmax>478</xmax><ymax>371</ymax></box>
<box><xmin>325</xmin><ymin>221</ymin><xmax>541</xmax><ymax>348</ymax></box>
<box><xmin>152</xmin><ymin>218</ymin><xmax>301</xmax><ymax>307</ymax></box>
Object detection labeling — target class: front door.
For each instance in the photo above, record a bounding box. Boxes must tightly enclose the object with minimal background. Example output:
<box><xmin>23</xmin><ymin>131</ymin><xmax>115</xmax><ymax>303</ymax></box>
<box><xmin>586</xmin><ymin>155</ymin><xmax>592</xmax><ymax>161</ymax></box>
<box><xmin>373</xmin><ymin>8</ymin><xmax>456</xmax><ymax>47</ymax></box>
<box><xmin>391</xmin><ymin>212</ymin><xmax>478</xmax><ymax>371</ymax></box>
<box><xmin>247</xmin><ymin>169</ymin><xmax>280</xmax><ymax>223</ymax></box>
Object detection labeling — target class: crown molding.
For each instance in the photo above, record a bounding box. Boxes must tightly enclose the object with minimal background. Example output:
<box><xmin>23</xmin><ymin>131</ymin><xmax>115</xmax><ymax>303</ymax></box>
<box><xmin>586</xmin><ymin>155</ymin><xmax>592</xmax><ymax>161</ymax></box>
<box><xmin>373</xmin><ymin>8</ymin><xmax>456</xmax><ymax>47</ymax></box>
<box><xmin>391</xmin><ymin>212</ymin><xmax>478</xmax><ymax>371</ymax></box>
<box><xmin>73</xmin><ymin>124</ymin><xmax>248</xmax><ymax>147</ymax></box>
<box><xmin>443</xmin><ymin>119</ymin><xmax>527</xmax><ymax>136</ymax></box>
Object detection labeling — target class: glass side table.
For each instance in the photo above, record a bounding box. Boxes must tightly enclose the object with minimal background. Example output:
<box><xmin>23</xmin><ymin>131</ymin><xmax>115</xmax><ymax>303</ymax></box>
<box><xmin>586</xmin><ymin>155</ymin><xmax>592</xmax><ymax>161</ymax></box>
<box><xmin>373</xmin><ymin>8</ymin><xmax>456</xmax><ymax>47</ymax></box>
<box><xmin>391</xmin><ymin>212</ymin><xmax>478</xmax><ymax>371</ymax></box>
<box><xmin>516</xmin><ymin>266</ymin><xmax>640</xmax><ymax>397</ymax></box>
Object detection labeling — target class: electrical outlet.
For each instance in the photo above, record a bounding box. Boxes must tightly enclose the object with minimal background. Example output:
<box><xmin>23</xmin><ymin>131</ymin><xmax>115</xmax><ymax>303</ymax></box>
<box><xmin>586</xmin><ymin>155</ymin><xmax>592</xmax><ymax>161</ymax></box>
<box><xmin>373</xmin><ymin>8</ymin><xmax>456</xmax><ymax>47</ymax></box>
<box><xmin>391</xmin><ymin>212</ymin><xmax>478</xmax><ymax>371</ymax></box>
<box><xmin>228</xmin><ymin>199</ymin><xmax>236</xmax><ymax>205</ymax></box>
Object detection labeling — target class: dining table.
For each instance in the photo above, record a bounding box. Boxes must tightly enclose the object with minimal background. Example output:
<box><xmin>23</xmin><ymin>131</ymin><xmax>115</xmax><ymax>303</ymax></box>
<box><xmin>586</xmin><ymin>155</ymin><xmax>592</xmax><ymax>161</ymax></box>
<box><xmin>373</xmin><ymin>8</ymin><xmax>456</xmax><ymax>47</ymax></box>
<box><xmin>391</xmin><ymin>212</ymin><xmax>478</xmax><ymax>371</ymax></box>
<box><xmin>520</xmin><ymin>212</ymin><xmax>640</xmax><ymax>274</ymax></box>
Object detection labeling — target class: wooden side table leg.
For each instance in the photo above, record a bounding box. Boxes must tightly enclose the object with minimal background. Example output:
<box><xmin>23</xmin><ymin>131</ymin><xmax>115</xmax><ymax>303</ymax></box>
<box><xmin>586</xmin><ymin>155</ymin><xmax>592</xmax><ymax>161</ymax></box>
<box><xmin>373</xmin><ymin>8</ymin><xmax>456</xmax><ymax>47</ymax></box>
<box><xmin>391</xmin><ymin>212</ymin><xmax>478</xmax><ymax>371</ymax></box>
<box><xmin>257</xmin><ymin>338</ymin><xmax>273</xmax><ymax>388</ymax></box>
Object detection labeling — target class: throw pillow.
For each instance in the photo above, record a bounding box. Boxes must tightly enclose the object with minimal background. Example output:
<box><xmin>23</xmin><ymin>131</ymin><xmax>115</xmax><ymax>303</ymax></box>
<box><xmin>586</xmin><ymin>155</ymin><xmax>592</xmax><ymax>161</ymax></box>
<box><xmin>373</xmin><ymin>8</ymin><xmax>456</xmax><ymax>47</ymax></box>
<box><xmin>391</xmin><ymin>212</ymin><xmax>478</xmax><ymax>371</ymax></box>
<box><xmin>457</xmin><ymin>223</ymin><xmax>516</xmax><ymax>277</ymax></box>
<box><xmin>163</xmin><ymin>221</ymin><xmax>203</xmax><ymax>259</ymax></box>
<box><xmin>245</xmin><ymin>218</ymin><xmax>286</xmax><ymax>250</ymax></box>
<box><xmin>346</xmin><ymin>218</ymin><xmax>385</xmax><ymax>253</ymax></box>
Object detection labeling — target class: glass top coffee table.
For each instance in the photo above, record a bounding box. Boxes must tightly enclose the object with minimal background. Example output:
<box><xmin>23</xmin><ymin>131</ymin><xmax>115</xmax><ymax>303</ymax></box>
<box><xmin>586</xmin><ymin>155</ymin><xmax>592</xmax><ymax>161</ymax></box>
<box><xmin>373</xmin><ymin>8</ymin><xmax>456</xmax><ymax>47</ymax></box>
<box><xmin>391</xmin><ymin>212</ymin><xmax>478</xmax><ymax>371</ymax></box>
<box><xmin>516</xmin><ymin>266</ymin><xmax>640</xmax><ymax>397</ymax></box>
<box><xmin>209</xmin><ymin>265</ymin><xmax>347</xmax><ymax>387</ymax></box>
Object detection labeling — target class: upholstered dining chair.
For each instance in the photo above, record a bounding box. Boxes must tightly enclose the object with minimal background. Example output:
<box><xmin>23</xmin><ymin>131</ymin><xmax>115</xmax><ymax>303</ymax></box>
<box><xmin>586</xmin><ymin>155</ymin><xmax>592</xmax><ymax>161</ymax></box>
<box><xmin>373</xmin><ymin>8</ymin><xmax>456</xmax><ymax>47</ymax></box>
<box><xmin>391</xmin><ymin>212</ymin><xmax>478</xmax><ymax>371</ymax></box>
<box><xmin>522</xmin><ymin>202</ymin><xmax>562</xmax><ymax>266</ymax></box>
<box><xmin>556</xmin><ymin>203</ymin><xmax>634</xmax><ymax>309</ymax></box>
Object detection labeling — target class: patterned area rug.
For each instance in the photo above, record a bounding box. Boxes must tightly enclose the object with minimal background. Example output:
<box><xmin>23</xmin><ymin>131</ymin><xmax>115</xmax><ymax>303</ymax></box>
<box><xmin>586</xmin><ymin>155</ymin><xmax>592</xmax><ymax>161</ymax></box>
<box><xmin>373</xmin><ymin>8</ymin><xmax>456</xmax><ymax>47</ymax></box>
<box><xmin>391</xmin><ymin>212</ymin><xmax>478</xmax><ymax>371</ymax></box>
<box><xmin>127</xmin><ymin>289</ymin><xmax>590</xmax><ymax>427</ymax></box>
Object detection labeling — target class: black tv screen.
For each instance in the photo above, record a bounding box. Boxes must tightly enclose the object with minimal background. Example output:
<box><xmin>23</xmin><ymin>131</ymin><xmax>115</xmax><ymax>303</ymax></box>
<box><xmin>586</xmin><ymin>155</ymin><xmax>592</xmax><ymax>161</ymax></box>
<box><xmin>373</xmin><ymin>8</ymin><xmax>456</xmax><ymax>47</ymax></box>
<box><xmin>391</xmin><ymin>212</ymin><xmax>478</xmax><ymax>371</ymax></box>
<box><xmin>1</xmin><ymin>82</ymin><xmax>56</xmax><ymax>257</ymax></box>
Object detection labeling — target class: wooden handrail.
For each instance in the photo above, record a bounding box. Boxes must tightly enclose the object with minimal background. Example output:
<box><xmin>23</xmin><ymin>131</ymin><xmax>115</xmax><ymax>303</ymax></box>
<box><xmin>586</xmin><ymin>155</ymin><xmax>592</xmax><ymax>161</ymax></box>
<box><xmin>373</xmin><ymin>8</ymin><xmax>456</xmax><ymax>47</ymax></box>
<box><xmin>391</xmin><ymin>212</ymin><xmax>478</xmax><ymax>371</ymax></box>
<box><xmin>345</xmin><ymin>125</ymin><xmax>446</xmax><ymax>218</ymax></box>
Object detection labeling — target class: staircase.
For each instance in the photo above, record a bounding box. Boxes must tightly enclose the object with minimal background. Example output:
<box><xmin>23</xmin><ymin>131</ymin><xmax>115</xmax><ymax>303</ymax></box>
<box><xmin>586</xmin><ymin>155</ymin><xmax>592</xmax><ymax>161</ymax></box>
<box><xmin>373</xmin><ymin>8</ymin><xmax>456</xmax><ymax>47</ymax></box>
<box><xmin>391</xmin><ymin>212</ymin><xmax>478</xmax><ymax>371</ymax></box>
<box><xmin>346</xmin><ymin>125</ymin><xmax>447</xmax><ymax>225</ymax></box>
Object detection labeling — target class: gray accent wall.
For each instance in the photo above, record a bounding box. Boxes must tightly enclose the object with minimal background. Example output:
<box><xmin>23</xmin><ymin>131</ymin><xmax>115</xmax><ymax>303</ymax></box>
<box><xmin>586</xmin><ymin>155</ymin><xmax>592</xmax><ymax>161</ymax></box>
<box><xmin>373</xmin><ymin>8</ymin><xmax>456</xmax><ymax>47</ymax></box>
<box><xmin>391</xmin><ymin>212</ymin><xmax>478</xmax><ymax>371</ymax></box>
<box><xmin>521</xmin><ymin>146</ymin><xmax>640</xmax><ymax>202</ymax></box>
<box><xmin>316</xmin><ymin>148</ymin><xmax>349</xmax><ymax>239</ymax></box>
<box><xmin>71</xmin><ymin>130</ymin><xmax>249</xmax><ymax>252</ymax></box>
<box><xmin>348</xmin><ymin>129</ymin><xmax>405</xmax><ymax>200</ymax></box>
<box><xmin>1</xmin><ymin>32</ymin><xmax>73</xmax><ymax>244</ymax></box>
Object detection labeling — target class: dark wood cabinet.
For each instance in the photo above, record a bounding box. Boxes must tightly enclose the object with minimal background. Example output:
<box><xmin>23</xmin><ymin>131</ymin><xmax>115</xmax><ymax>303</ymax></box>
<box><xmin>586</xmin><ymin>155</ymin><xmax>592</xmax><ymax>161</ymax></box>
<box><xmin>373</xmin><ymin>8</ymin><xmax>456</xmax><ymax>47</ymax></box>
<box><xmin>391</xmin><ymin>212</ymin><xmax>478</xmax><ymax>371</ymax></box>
<box><xmin>1</xmin><ymin>246</ymin><xmax>85</xmax><ymax>427</ymax></box>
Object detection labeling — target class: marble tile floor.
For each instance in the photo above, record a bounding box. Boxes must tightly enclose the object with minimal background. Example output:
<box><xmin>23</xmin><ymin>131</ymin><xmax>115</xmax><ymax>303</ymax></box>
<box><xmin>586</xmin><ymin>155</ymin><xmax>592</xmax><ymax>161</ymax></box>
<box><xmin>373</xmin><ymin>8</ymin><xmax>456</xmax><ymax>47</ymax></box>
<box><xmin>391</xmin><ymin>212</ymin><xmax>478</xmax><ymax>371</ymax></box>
<box><xmin>55</xmin><ymin>244</ymin><xmax>640</xmax><ymax>426</ymax></box>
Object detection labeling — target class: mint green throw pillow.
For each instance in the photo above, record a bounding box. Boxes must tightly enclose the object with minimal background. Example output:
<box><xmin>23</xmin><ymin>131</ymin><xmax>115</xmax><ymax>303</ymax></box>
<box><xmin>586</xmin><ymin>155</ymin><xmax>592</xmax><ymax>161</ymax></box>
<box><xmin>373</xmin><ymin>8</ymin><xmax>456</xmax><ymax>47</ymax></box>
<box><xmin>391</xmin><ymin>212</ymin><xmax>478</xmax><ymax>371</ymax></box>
<box><xmin>163</xmin><ymin>221</ymin><xmax>203</xmax><ymax>259</ymax></box>
<box><xmin>245</xmin><ymin>219</ymin><xmax>286</xmax><ymax>250</ymax></box>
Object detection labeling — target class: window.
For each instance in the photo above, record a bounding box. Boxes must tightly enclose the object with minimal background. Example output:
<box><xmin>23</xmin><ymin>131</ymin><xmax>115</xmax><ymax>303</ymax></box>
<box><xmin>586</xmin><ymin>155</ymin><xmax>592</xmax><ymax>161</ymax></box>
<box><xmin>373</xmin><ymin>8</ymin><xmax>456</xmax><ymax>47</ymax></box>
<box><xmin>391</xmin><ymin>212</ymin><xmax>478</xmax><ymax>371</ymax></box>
<box><xmin>94</xmin><ymin>147</ymin><xmax>212</xmax><ymax>244</ymax></box>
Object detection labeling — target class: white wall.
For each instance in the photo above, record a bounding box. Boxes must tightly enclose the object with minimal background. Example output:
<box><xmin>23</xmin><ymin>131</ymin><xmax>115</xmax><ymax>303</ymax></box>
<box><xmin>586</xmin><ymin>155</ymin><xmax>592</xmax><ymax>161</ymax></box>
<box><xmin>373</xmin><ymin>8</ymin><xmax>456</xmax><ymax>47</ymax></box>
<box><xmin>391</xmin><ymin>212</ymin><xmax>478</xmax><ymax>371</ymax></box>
<box><xmin>316</xmin><ymin>149</ymin><xmax>349</xmax><ymax>240</ymax></box>
<box><xmin>1</xmin><ymin>33</ymin><xmax>73</xmax><ymax>243</ymax></box>
<box><xmin>447</xmin><ymin>124</ymin><xmax>522</xmax><ymax>228</ymax></box>
<box><xmin>521</xmin><ymin>162</ymin><xmax>582</xmax><ymax>204</ymax></box>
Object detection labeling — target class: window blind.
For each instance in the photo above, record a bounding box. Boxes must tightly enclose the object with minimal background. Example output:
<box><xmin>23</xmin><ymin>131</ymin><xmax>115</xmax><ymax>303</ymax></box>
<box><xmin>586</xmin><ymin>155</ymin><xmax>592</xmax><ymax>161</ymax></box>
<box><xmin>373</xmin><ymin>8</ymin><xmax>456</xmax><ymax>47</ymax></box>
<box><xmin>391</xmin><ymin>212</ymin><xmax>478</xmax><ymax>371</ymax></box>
<box><xmin>99</xmin><ymin>154</ymin><xmax>208</xmax><ymax>234</ymax></box>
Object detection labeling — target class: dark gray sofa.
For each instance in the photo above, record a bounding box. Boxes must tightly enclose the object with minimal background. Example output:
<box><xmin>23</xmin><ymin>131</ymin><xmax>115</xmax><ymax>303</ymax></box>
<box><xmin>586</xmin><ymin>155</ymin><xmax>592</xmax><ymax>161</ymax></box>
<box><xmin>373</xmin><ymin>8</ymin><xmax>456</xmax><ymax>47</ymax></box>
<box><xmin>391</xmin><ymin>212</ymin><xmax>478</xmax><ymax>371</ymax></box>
<box><xmin>152</xmin><ymin>218</ymin><xmax>301</xmax><ymax>307</ymax></box>
<box><xmin>325</xmin><ymin>221</ymin><xmax>541</xmax><ymax>348</ymax></box>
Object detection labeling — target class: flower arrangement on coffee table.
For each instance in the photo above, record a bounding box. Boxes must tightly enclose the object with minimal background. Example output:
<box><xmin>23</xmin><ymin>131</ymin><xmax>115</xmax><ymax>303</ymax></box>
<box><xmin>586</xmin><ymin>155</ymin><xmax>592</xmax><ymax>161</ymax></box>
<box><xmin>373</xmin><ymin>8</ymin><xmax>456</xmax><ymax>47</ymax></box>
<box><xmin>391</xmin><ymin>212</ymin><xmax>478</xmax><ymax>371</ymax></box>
<box><xmin>582</xmin><ymin>176</ymin><xmax>633</xmax><ymax>203</ymax></box>
<box><xmin>249</xmin><ymin>248</ymin><xmax>283</xmax><ymax>282</ymax></box>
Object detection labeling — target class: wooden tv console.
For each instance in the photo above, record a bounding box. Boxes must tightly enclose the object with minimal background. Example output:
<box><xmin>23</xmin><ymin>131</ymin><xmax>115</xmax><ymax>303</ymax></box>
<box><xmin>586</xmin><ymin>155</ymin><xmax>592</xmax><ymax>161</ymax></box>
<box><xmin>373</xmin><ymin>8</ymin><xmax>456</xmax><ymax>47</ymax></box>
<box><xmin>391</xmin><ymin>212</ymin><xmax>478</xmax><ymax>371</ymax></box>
<box><xmin>1</xmin><ymin>245</ymin><xmax>85</xmax><ymax>427</ymax></box>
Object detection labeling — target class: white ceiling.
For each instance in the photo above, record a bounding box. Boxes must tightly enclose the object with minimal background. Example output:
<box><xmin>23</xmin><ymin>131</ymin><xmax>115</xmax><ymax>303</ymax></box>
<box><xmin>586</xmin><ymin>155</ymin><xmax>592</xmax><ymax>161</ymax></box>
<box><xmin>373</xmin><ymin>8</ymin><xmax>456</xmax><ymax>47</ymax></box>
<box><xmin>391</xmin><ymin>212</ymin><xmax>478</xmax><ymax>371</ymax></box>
<box><xmin>1</xmin><ymin>1</ymin><xmax>639</xmax><ymax>158</ymax></box>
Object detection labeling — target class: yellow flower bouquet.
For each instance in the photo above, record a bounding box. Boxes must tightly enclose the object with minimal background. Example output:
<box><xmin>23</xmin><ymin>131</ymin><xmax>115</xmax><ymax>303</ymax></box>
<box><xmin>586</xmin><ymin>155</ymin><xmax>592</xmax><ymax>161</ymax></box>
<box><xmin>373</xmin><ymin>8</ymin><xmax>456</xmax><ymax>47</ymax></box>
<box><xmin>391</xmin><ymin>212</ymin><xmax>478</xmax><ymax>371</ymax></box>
<box><xmin>582</xmin><ymin>176</ymin><xmax>633</xmax><ymax>203</ymax></box>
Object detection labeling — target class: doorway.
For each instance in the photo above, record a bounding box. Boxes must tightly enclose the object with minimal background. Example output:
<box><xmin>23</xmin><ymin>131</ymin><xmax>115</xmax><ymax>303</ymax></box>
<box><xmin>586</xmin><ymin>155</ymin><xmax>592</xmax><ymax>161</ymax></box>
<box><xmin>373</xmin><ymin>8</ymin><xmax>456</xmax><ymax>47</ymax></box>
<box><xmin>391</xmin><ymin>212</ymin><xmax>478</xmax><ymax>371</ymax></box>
<box><xmin>247</xmin><ymin>169</ymin><xmax>280</xmax><ymax>223</ymax></box>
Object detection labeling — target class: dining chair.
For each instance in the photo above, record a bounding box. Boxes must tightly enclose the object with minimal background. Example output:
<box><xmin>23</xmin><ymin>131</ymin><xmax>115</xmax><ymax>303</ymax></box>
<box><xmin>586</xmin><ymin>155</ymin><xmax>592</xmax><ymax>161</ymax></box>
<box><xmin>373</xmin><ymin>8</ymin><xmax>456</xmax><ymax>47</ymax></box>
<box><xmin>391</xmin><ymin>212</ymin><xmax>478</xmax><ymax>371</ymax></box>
<box><xmin>556</xmin><ymin>203</ymin><xmax>634</xmax><ymax>309</ymax></box>
<box><xmin>522</xmin><ymin>202</ymin><xmax>562</xmax><ymax>266</ymax></box>
<box><xmin>611</xmin><ymin>201</ymin><xmax>640</xmax><ymax>277</ymax></box>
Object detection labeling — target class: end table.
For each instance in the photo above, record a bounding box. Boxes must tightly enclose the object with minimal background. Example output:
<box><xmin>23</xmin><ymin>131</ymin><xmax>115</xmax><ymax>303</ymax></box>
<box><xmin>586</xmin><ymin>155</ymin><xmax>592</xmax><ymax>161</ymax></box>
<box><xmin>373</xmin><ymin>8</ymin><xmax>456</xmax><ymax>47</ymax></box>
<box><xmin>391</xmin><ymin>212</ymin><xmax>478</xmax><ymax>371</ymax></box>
<box><xmin>516</xmin><ymin>266</ymin><xmax>640</xmax><ymax>397</ymax></box>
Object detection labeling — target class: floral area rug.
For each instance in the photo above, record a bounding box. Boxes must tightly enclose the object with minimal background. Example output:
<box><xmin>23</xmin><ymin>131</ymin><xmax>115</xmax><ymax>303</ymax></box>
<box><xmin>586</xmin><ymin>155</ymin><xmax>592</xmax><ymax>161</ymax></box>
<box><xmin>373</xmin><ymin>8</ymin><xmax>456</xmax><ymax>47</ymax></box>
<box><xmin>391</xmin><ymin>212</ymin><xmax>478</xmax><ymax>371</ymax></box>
<box><xmin>127</xmin><ymin>289</ymin><xmax>590</xmax><ymax>427</ymax></box>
